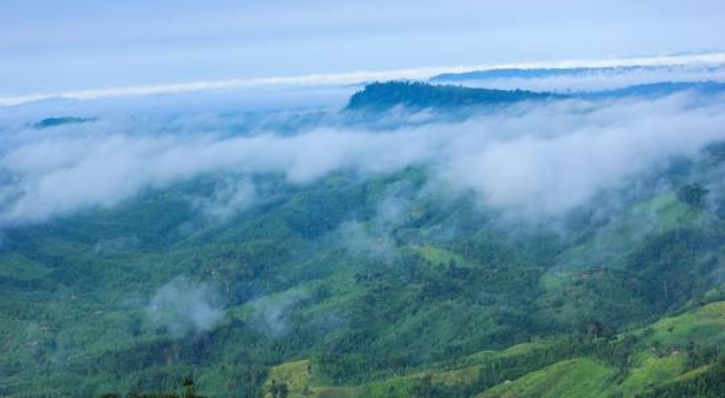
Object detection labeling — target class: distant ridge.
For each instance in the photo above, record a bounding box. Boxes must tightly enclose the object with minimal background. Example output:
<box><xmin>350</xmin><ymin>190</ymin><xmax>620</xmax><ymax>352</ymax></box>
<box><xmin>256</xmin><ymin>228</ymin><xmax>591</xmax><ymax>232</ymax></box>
<box><xmin>345</xmin><ymin>81</ymin><xmax>725</xmax><ymax>113</ymax></box>
<box><xmin>430</xmin><ymin>64</ymin><xmax>723</xmax><ymax>83</ymax></box>
<box><xmin>33</xmin><ymin>116</ymin><xmax>97</xmax><ymax>129</ymax></box>
<box><xmin>579</xmin><ymin>81</ymin><xmax>725</xmax><ymax>98</ymax></box>
<box><xmin>346</xmin><ymin>81</ymin><xmax>560</xmax><ymax>111</ymax></box>
<box><xmin>430</xmin><ymin>66</ymin><xmax>652</xmax><ymax>82</ymax></box>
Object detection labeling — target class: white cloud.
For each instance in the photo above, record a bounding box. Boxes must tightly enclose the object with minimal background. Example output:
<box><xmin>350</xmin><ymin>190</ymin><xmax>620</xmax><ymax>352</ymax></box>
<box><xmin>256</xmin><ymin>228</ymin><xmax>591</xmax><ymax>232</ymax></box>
<box><xmin>1</xmin><ymin>92</ymin><xmax>724</xmax><ymax>225</ymax></box>
<box><xmin>338</xmin><ymin>183</ymin><xmax>415</xmax><ymax>262</ymax></box>
<box><xmin>246</xmin><ymin>289</ymin><xmax>309</xmax><ymax>336</ymax></box>
<box><xmin>147</xmin><ymin>276</ymin><xmax>224</xmax><ymax>337</ymax></box>
<box><xmin>2</xmin><ymin>53</ymin><xmax>724</xmax><ymax>106</ymax></box>
<box><xmin>440</xmin><ymin>94</ymin><xmax>725</xmax><ymax>216</ymax></box>
<box><xmin>188</xmin><ymin>177</ymin><xmax>257</xmax><ymax>222</ymax></box>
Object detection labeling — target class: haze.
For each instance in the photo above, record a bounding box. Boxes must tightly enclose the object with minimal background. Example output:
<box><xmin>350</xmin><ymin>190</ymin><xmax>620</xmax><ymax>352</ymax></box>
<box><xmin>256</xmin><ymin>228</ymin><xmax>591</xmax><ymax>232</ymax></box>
<box><xmin>2</xmin><ymin>0</ymin><xmax>724</xmax><ymax>96</ymax></box>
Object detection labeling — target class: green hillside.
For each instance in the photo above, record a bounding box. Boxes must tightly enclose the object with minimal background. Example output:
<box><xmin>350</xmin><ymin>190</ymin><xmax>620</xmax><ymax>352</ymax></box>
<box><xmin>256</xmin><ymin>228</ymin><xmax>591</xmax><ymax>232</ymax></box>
<box><xmin>2</xmin><ymin>83</ymin><xmax>725</xmax><ymax>397</ymax></box>
<box><xmin>2</xmin><ymin>146</ymin><xmax>725</xmax><ymax>396</ymax></box>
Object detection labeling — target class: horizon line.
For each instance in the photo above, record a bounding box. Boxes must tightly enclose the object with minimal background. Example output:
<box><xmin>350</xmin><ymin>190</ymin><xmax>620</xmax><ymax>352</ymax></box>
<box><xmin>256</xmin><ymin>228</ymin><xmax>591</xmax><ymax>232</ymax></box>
<box><xmin>2</xmin><ymin>52</ymin><xmax>725</xmax><ymax>107</ymax></box>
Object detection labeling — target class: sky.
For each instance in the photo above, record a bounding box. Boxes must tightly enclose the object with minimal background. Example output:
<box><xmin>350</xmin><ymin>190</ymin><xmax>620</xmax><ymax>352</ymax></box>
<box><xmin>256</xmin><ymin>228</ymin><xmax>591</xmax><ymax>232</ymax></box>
<box><xmin>2</xmin><ymin>0</ymin><xmax>724</xmax><ymax>97</ymax></box>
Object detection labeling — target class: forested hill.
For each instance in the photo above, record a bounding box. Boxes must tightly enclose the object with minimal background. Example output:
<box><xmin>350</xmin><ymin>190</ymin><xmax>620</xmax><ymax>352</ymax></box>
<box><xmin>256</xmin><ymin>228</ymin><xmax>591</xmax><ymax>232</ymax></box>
<box><xmin>33</xmin><ymin>116</ymin><xmax>97</xmax><ymax>129</ymax></box>
<box><xmin>346</xmin><ymin>81</ymin><xmax>725</xmax><ymax>114</ymax></box>
<box><xmin>4</xmin><ymin>78</ymin><xmax>725</xmax><ymax>397</ymax></box>
<box><xmin>346</xmin><ymin>81</ymin><xmax>560</xmax><ymax>111</ymax></box>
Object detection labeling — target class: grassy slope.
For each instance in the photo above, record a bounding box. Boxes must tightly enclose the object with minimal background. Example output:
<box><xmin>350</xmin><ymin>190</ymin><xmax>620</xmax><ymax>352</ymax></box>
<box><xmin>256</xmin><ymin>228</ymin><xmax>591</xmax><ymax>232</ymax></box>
<box><xmin>476</xmin><ymin>358</ymin><xmax>615</xmax><ymax>398</ymax></box>
<box><xmin>254</xmin><ymin>301</ymin><xmax>725</xmax><ymax>398</ymax></box>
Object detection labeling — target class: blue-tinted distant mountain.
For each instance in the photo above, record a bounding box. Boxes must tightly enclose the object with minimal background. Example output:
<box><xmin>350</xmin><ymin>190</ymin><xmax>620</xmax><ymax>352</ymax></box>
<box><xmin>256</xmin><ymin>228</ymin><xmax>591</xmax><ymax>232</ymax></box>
<box><xmin>346</xmin><ymin>81</ymin><xmax>562</xmax><ymax>111</ymax></box>
<box><xmin>432</xmin><ymin>66</ymin><xmax>640</xmax><ymax>82</ymax></box>
<box><xmin>579</xmin><ymin>81</ymin><xmax>725</xmax><ymax>99</ymax></box>
<box><xmin>430</xmin><ymin>65</ymin><xmax>721</xmax><ymax>83</ymax></box>
<box><xmin>346</xmin><ymin>81</ymin><xmax>725</xmax><ymax>114</ymax></box>
<box><xmin>33</xmin><ymin>116</ymin><xmax>97</xmax><ymax>129</ymax></box>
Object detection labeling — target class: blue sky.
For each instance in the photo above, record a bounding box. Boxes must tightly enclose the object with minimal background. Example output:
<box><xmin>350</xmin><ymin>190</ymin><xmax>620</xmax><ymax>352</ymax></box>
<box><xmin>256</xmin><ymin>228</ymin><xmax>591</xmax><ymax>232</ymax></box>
<box><xmin>2</xmin><ymin>0</ymin><xmax>724</xmax><ymax>96</ymax></box>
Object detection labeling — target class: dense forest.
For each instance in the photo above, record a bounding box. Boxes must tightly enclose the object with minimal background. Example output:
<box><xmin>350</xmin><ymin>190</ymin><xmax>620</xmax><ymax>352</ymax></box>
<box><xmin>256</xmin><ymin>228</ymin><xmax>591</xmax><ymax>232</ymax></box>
<box><xmin>2</xmin><ymin>82</ymin><xmax>725</xmax><ymax>397</ymax></box>
<box><xmin>346</xmin><ymin>81</ymin><xmax>559</xmax><ymax>111</ymax></box>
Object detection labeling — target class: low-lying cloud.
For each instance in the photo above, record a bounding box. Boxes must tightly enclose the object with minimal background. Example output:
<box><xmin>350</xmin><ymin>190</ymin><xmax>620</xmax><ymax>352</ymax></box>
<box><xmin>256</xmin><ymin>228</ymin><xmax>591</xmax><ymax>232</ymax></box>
<box><xmin>1</xmin><ymin>92</ymin><xmax>725</xmax><ymax>225</ymax></box>
<box><xmin>187</xmin><ymin>177</ymin><xmax>257</xmax><ymax>222</ymax></box>
<box><xmin>93</xmin><ymin>235</ymin><xmax>141</xmax><ymax>256</ymax></box>
<box><xmin>147</xmin><ymin>276</ymin><xmax>224</xmax><ymax>337</ymax></box>
<box><xmin>246</xmin><ymin>289</ymin><xmax>309</xmax><ymax>336</ymax></box>
<box><xmin>339</xmin><ymin>184</ymin><xmax>415</xmax><ymax>261</ymax></box>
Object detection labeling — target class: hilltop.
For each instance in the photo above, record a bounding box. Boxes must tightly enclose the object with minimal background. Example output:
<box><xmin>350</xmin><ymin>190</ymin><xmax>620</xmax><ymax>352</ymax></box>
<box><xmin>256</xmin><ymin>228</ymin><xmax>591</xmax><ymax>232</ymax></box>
<box><xmin>346</xmin><ymin>81</ymin><xmax>559</xmax><ymax>111</ymax></box>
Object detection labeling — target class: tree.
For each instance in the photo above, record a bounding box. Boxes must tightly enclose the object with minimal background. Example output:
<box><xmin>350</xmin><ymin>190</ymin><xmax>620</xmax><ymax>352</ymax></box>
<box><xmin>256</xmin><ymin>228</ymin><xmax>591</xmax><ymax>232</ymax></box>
<box><xmin>269</xmin><ymin>379</ymin><xmax>279</xmax><ymax>398</ymax></box>
<box><xmin>278</xmin><ymin>382</ymin><xmax>289</xmax><ymax>398</ymax></box>
<box><xmin>677</xmin><ymin>183</ymin><xmax>708</xmax><ymax>207</ymax></box>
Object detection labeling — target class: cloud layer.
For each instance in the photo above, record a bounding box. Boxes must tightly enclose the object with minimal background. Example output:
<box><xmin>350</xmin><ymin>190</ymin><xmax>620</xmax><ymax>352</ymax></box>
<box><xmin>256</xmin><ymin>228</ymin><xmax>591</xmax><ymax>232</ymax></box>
<box><xmin>1</xmin><ymin>91</ymin><xmax>725</xmax><ymax>226</ymax></box>
<box><xmin>2</xmin><ymin>53</ymin><xmax>724</xmax><ymax>106</ymax></box>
